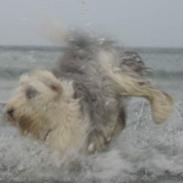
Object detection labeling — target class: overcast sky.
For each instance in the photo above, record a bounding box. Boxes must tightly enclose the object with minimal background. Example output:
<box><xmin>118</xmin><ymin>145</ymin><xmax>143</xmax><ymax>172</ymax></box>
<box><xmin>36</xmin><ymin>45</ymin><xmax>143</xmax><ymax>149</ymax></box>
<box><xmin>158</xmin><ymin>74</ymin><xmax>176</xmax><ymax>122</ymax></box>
<box><xmin>0</xmin><ymin>0</ymin><xmax>183</xmax><ymax>47</ymax></box>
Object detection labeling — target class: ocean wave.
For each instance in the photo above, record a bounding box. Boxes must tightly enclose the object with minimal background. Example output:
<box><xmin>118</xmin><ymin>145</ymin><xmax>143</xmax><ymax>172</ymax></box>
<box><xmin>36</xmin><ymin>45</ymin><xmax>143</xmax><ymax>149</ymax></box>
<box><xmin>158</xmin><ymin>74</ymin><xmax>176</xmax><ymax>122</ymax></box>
<box><xmin>0</xmin><ymin>99</ymin><xmax>182</xmax><ymax>182</ymax></box>
<box><xmin>0</xmin><ymin>67</ymin><xmax>31</xmax><ymax>79</ymax></box>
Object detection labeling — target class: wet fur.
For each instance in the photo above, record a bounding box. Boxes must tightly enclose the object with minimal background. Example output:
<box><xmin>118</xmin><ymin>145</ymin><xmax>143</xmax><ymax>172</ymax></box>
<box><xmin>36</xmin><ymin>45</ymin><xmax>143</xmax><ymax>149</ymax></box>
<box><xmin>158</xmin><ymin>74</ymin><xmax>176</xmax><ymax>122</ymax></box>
<box><xmin>5</xmin><ymin>32</ymin><xmax>173</xmax><ymax>154</ymax></box>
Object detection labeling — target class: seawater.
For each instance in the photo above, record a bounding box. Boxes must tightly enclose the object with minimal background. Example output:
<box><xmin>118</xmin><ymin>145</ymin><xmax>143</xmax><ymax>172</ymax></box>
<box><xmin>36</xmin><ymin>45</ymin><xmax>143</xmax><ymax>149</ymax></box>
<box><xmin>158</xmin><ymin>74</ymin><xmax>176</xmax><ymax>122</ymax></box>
<box><xmin>0</xmin><ymin>47</ymin><xmax>183</xmax><ymax>183</ymax></box>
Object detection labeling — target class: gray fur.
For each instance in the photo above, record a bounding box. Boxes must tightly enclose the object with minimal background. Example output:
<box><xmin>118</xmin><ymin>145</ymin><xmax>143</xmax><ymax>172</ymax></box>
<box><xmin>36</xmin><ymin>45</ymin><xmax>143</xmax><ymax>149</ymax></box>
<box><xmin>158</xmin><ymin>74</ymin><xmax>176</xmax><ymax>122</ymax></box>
<box><xmin>53</xmin><ymin>32</ymin><xmax>147</xmax><ymax>152</ymax></box>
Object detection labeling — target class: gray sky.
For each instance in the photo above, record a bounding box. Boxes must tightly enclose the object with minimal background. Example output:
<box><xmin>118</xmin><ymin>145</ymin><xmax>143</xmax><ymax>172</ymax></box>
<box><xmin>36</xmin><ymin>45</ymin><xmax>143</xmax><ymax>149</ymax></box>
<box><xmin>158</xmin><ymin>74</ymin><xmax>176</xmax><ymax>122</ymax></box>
<box><xmin>0</xmin><ymin>0</ymin><xmax>183</xmax><ymax>47</ymax></box>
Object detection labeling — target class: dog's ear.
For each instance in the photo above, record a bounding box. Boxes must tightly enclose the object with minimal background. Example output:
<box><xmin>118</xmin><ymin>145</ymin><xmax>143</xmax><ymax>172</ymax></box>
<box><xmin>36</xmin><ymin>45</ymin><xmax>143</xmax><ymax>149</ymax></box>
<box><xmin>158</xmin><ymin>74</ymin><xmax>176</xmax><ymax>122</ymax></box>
<box><xmin>49</xmin><ymin>81</ymin><xmax>63</xmax><ymax>94</ymax></box>
<box><xmin>50</xmin><ymin>83</ymin><xmax>61</xmax><ymax>92</ymax></box>
<box><xmin>149</xmin><ymin>90</ymin><xmax>173</xmax><ymax>124</ymax></box>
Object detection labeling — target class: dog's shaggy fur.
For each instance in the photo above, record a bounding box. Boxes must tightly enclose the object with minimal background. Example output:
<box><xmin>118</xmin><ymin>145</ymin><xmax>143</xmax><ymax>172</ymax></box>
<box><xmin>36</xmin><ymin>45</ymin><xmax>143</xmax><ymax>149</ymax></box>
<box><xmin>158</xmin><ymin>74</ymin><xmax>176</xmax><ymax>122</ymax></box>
<box><xmin>5</xmin><ymin>32</ymin><xmax>173</xmax><ymax>154</ymax></box>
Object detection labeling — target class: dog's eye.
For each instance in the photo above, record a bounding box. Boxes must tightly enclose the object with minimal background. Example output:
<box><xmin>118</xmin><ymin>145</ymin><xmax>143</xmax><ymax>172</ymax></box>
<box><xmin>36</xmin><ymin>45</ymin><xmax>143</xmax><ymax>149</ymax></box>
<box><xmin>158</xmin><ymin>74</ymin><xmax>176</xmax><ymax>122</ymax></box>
<box><xmin>25</xmin><ymin>87</ymin><xmax>39</xmax><ymax>99</ymax></box>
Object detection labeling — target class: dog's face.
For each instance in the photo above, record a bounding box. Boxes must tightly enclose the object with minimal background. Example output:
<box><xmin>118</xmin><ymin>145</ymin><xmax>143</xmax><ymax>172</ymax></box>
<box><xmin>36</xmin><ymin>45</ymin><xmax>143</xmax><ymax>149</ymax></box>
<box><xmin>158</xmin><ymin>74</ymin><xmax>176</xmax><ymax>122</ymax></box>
<box><xmin>5</xmin><ymin>70</ymin><xmax>63</xmax><ymax>134</ymax></box>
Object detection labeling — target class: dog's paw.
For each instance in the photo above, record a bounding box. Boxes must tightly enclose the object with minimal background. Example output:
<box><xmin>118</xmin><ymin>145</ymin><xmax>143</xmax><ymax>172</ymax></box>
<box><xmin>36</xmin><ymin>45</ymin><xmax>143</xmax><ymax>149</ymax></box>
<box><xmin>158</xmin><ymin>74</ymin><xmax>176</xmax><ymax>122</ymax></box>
<box><xmin>87</xmin><ymin>129</ymin><xmax>111</xmax><ymax>154</ymax></box>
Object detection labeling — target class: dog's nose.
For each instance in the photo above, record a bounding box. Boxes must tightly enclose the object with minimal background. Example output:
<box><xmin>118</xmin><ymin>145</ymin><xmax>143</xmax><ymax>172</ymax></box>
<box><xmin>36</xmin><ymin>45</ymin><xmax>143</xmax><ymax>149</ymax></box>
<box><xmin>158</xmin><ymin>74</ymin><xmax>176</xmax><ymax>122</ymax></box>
<box><xmin>6</xmin><ymin>107</ymin><xmax>15</xmax><ymax>118</ymax></box>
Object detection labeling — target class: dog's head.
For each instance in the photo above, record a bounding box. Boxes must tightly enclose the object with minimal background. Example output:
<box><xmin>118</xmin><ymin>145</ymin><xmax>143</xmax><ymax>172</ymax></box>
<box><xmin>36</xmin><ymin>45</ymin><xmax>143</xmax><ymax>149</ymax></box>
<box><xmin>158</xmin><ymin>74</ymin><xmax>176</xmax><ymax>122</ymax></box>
<box><xmin>5</xmin><ymin>70</ymin><xmax>63</xmax><ymax>137</ymax></box>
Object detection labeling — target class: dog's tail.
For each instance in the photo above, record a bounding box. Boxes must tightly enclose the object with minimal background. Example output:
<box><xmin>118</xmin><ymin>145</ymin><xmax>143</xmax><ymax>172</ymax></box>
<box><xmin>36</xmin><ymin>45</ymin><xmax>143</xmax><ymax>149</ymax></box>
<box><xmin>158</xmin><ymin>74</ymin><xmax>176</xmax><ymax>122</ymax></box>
<box><xmin>99</xmin><ymin>50</ymin><xmax>173</xmax><ymax>124</ymax></box>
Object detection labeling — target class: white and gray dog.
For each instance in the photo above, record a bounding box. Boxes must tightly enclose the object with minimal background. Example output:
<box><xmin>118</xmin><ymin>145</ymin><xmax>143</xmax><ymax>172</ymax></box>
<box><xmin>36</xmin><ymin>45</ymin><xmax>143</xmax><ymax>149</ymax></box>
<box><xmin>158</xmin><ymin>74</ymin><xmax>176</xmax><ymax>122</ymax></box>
<box><xmin>5</xmin><ymin>31</ymin><xmax>173</xmax><ymax>154</ymax></box>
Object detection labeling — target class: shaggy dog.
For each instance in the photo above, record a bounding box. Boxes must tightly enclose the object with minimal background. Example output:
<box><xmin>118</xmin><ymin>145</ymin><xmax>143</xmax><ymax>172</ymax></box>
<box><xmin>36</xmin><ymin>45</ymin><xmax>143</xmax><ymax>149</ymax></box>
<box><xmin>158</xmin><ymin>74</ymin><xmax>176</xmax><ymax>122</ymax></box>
<box><xmin>5</xmin><ymin>32</ymin><xmax>173</xmax><ymax>154</ymax></box>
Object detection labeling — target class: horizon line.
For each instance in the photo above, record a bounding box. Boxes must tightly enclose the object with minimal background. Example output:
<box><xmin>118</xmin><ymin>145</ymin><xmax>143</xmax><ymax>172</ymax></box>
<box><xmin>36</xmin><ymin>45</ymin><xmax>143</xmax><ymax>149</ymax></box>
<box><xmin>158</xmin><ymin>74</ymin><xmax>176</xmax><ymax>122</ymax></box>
<box><xmin>0</xmin><ymin>45</ymin><xmax>183</xmax><ymax>53</ymax></box>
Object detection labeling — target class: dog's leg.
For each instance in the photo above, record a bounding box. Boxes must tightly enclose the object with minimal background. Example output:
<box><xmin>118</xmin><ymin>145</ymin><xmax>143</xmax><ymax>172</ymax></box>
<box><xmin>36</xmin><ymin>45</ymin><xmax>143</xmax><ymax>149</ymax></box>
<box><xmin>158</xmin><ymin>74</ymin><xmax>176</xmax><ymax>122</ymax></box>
<box><xmin>107</xmin><ymin>70</ymin><xmax>173</xmax><ymax>124</ymax></box>
<box><xmin>100</xmin><ymin>53</ymin><xmax>173</xmax><ymax>123</ymax></box>
<box><xmin>99</xmin><ymin>53</ymin><xmax>173</xmax><ymax>123</ymax></box>
<box><xmin>86</xmin><ymin>128</ymin><xmax>109</xmax><ymax>153</ymax></box>
<box><xmin>86</xmin><ymin>106</ymin><xmax>126</xmax><ymax>154</ymax></box>
<box><xmin>99</xmin><ymin>50</ymin><xmax>173</xmax><ymax>124</ymax></box>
